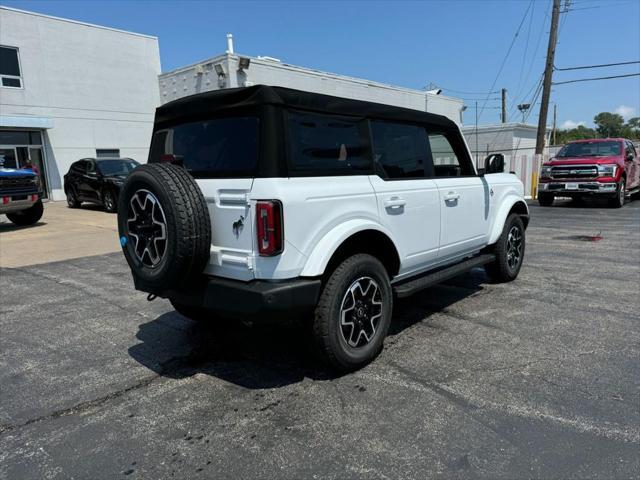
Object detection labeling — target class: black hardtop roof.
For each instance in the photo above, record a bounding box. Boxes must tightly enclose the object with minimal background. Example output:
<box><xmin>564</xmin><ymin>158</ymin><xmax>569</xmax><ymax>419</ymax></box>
<box><xmin>154</xmin><ymin>84</ymin><xmax>457</xmax><ymax>130</ymax></box>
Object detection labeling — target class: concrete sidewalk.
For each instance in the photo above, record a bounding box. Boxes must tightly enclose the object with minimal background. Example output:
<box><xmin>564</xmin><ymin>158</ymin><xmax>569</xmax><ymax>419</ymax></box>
<box><xmin>0</xmin><ymin>201</ymin><xmax>120</xmax><ymax>268</ymax></box>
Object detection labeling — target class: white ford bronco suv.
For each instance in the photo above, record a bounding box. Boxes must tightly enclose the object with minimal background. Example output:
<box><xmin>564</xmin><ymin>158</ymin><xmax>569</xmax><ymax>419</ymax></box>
<box><xmin>118</xmin><ymin>85</ymin><xmax>528</xmax><ymax>371</ymax></box>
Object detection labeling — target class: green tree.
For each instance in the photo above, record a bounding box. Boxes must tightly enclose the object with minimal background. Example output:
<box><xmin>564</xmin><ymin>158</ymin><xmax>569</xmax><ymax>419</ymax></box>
<box><xmin>624</xmin><ymin>117</ymin><xmax>640</xmax><ymax>140</ymax></box>
<box><xmin>555</xmin><ymin>125</ymin><xmax>596</xmax><ymax>144</ymax></box>
<box><xmin>593</xmin><ymin>112</ymin><xmax>624</xmax><ymax>138</ymax></box>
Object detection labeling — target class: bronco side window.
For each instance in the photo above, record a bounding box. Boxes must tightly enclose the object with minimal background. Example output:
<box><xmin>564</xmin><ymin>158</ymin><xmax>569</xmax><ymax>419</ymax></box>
<box><xmin>427</xmin><ymin>133</ymin><xmax>475</xmax><ymax>177</ymax></box>
<box><xmin>370</xmin><ymin>121</ymin><xmax>431</xmax><ymax>179</ymax></box>
<box><xmin>287</xmin><ymin>111</ymin><xmax>371</xmax><ymax>174</ymax></box>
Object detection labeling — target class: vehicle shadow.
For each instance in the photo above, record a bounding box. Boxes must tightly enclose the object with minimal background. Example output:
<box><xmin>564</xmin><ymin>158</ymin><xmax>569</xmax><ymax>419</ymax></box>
<box><xmin>0</xmin><ymin>220</ymin><xmax>47</xmax><ymax>232</ymax></box>
<box><xmin>79</xmin><ymin>204</ymin><xmax>114</xmax><ymax>213</ymax></box>
<box><xmin>128</xmin><ymin>269</ymin><xmax>487</xmax><ymax>389</ymax></box>
<box><xmin>542</xmin><ymin>196</ymin><xmax>636</xmax><ymax>209</ymax></box>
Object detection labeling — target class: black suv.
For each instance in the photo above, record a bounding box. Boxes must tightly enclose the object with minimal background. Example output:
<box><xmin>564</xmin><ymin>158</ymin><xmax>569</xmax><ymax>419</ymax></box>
<box><xmin>64</xmin><ymin>158</ymin><xmax>139</xmax><ymax>212</ymax></box>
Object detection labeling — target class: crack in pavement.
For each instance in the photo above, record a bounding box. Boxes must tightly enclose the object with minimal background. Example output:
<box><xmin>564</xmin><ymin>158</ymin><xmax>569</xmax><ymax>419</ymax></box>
<box><xmin>0</xmin><ymin>374</ymin><xmax>160</xmax><ymax>436</ymax></box>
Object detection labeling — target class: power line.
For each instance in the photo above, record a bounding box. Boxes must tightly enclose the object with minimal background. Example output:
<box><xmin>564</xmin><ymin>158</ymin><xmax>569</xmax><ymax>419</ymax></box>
<box><xmin>508</xmin><ymin>1</ymin><xmax>551</xmax><ymax>116</ymax></box>
<box><xmin>566</xmin><ymin>1</ymin><xmax>637</xmax><ymax>11</ymax></box>
<box><xmin>555</xmin><ymin>60</ymin><xmax>640</xmax><ymax>71</ymax></box>
<box><xmin>477</xmin><ymin>0</ymin><xmax>536</xmax><ymax>122</ymax></box>
<box><xmin>440</xmin><ymin>88</ymin><xmax>500</xmax><ymax>95</ymax></box>
<box><xmin>513</xmin><ymin>0</ymin><xmax>536</xmax><ymax>100</ymax></box>
<box><xmin>553</xmin><ymin>72</ymin><xmax>640</xmax><ymax>85</ymax></box>
<box><xmin>459</xmin><ymin>96</ymin><xmax>502</xmax><ymax>101</ymax></box>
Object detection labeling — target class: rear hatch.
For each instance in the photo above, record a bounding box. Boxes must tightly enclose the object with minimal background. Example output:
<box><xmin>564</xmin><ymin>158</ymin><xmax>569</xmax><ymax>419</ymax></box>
<box><xmin>148</xmin><ymin>116</ymin><xmax>259</xmax><ymax>281</ymax></box>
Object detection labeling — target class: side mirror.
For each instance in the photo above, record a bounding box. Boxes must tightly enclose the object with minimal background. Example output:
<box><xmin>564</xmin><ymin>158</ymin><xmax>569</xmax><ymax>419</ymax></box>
<box><xmin>484</xmin><ymin>153</ymin><xmax>505</xmax><ymax>174</ymax></box>
<box><xmin>626</xmin><ymin>153</ymin><xmax>634</xmax><ymax>162</ymax></box>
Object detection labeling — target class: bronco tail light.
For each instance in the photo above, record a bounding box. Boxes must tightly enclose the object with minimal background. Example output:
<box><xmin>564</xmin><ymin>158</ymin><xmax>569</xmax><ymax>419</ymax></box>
<box><xmin>256</xmin><ymin>200</ymin><xmax>283</xmax><ymax>256</ymax></box>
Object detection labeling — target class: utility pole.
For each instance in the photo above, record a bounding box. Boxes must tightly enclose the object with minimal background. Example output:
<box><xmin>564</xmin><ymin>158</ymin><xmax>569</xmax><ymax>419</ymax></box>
<box><xmin>552</xmin><ymin>103</ymin><xmax>557</xmax><ymax>145</ymax></box>
<box><xmin>475</xmin><ymin>101</ymin><xmax>479</xmax><ymax>164</ymax></box>
<box><xmin>501</xmin><ymin>88</ymin><xmax>507</xmax><ymax>123</ymax></box>
<box><xmin>535</xmin><ymin>0</ymin><xmax>561</xmax><ymax>155</ymax></box>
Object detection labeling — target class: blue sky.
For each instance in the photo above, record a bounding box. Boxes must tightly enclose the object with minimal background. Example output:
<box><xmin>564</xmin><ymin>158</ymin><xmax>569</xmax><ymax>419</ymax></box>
<box><xmin>4</xmin><ymin>0</ymin><xmax>639</xmax><ymax>128</ymax></box>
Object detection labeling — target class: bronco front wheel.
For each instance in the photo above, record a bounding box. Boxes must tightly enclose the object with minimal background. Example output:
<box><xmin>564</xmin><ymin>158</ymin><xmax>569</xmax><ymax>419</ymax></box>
<box><xmin>485</xmin><ymin>213</ymin><xmax>525</xmax><ymax>283</ymax></box>
<box><xmin>312</xmin><ymin>254</ymin><xmax>393</xmax><ymax>371</ymax></box>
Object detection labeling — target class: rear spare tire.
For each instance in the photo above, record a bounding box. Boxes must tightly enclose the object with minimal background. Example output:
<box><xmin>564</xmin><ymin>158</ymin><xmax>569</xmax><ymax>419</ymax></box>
<box><xmin>117</xmin><ymin>163</ymin><xmax>211</xmax><ymax>292</ymax></box>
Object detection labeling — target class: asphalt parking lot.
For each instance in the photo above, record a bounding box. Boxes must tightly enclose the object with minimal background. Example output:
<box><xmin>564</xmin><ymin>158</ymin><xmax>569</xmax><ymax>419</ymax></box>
<box><xmin>1</xmin><ymin>199</ymin><xmax>639</xmax><ymax>479</ymax></box>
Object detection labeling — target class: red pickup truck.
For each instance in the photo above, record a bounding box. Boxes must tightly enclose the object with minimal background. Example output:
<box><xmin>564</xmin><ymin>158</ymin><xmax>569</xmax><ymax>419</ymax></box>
<box><xmin>537</xmin><ymin>138</ymin><xmax>640</xmax><ymax>208</ymax></box>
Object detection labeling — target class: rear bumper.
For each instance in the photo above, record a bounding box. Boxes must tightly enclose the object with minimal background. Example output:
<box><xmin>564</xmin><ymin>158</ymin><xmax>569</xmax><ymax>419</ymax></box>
<box><xmin>538</xmin><ymin>181</ymin><xmax>618</xmax><ymax>195</ymax></box>
<box><xmin>139</xmin><ymin>275</ymin><xmax>322</xmax><ymax>322</ymax></box>
<box><xmin>0</xmin><ymin>193</ymin><xmax>39</xmax><ymax>214</ymax></box>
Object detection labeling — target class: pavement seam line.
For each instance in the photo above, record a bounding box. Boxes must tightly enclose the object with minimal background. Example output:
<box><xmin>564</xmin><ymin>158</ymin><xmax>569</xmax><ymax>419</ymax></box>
<box><xmin>359</xmin><ymin>364</ymin><xmax>640</xmax><ymax>444</ymax></box>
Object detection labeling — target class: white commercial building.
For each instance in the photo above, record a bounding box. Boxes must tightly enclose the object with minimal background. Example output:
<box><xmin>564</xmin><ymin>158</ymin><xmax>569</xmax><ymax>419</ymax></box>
<box><xmin>461</xmin><ymin>123</ymin><xmax>552</xmax><ymax>198</ymax></box>
<box><xmin>159</xmin><ymin>35</ymin><xmax>464</xmax><ymax>123</ymax></box>
<box><xmin>461</xmin><ymin>123</ymin><xmax>544</xmax><ymax>161</ymax></box>
<box><xmin>0</xmin><ymin>7</ymin><xmax>161</xmax><ymax>201</ymax></box>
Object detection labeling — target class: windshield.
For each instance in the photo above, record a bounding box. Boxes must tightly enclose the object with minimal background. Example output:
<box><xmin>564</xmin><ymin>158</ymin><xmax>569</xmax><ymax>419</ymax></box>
<box><xmin>557</xmin><ymin>141</ymin><xmax>621</xmax><ymax>158</ymax></box>
<box><xmin>97</xmin><ymin>159</ymin><xmax>138</xmax><ymax>176</ymax></box>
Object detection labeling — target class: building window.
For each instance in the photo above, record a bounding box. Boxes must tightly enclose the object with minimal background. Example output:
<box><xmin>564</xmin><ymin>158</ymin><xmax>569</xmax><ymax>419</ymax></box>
<box><xmin>96</xmin><ymin>149</ymin><xmax>121</xmax><ymax>158</ymax></box>
<box><xmin>0</xmin><ymin>46</ymin><xmax>23</xmax><ymax>88</ymax></box>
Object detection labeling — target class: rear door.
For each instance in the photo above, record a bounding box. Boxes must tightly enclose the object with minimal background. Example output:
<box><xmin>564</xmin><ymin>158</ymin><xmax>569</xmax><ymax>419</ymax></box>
<box><xmin>75</xmin><ymin>160</ymin><xmax>93</xmax><ymax>199</ymax></box>
<box><xmin>427</xmin><ymin>133</ymin><xmax>489</xmax><ymax>259</ymax></box>
<box><xmin>149</xmin><ymin>116</ymin><xmax>260</xmax><ymax>280</ymax></box>
<box><xmin>369</xmin><ymin>121</ymin><xmax>440</xmax><ymax>275</ymax></box>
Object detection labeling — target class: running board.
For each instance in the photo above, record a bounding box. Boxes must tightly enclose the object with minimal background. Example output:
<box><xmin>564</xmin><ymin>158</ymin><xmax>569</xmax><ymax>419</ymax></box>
<box><xmin>393</xmin><ymin>253</ymin><xmax>495</xmax><ymax>299</ymax></box>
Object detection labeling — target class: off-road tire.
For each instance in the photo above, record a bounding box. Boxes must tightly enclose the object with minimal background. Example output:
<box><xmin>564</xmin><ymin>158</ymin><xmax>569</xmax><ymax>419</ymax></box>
<box><xmin>538</xmin><ymin>193</ymin><xmax>554</xmax><ymax>207</ymax></box>
<box><xmin>485</xmin><ymin>213</ymin><xmax>525</xmax><ymax>283</ymax></box>
<box><xmin>609</xmin><ymin>178</ymin><xmax>626</xmax><ymax>208</ymax></box>
<box><xmin>6</xmin><ymin>199</ymin><xmax>44</xmax><ymax>226</ymax></box>
<box><xmin>118</xmin><ymin>163</ymin><xmax>211</xmax><ymax>292</ymax></box>
<box><xmin>103</xmin><ymin>188</ymin><xmax>118</xmax><ymax>213</ymax></box>
<box><xmin>66</xmin><ymin>187</ymin><xmax>80</xmax><ymax>208</ymax></box>
<box><xmin>312</xmin><ymin>254</ymin><xmax>393</xmax><ymax>371</ymax></box>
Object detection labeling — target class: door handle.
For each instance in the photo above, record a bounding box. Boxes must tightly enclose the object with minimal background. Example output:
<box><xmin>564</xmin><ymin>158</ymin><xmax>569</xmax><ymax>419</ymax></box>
<box><xmin>384</xmin><ymin>197</ymin><xmax>406</xmax><ymax>208</ymax></box>
<box><xmin>444</xmin><ymin>192</ymin><xmax>460</xmax><ymax>201</ymax></box>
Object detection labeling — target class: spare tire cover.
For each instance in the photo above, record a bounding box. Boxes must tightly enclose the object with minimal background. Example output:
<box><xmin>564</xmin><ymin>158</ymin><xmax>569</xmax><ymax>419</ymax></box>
<box><xmin>117</xmin><ymin>163</ymin><xmax>211</xmax><ymax>292</ymax></box>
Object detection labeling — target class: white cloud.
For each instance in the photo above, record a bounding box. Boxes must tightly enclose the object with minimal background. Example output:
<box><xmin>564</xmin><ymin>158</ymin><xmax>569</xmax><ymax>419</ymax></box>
<box><xmin>561</xmin><ymin>120</ymin><xmax>586</xmax><ymax>129</ymax></box>
<box><xmin>614</xmin><ymin>105</ymin><xmax>636</xmax><ymax>119</ymax></box>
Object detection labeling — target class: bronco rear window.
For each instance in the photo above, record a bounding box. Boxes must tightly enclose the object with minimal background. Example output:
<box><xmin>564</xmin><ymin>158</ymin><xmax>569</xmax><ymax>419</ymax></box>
<box><xmin>149</xmin><ymin>117</ymin><xmax>259</xmax><ymax>177</ymax></box>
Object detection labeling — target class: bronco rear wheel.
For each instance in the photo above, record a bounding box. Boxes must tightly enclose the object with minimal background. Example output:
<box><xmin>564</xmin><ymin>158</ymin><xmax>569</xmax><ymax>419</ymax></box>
<box><xmin>117</xmin><ymin>163</ymin><xmax>211</xmax><ymax>292</ymax></box>
<box><xmin>312</xmin><ymin>254</ymin><xmax>393</xmax><ymax>371</ymax></box>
